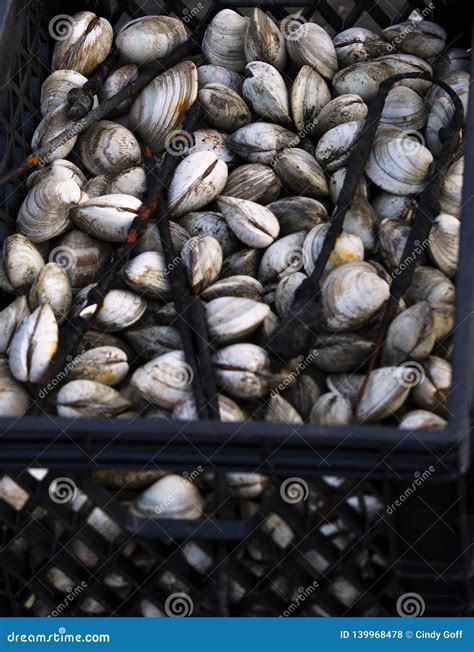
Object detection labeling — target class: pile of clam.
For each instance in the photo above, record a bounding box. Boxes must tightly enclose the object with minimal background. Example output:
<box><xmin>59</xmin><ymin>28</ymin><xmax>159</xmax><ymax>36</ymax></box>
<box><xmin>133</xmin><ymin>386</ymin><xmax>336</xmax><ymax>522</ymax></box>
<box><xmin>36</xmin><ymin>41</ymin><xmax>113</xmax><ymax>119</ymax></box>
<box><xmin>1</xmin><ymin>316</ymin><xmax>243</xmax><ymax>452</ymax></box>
<box><xmin>0</xmin><ymin>8</ymin><xmax>467</xmax><ymax>430</ymax></box>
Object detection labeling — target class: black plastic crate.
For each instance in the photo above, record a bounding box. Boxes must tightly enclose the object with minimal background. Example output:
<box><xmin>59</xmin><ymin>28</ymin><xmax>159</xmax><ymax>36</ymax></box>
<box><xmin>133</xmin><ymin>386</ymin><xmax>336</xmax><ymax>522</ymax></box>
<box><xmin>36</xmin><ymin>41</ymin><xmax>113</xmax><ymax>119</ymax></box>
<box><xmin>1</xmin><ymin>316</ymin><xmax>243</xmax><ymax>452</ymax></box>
<box><xmin>0</xmin><ymin>0</ymin><xmax>473</xmax><ymax>618</ymax></box>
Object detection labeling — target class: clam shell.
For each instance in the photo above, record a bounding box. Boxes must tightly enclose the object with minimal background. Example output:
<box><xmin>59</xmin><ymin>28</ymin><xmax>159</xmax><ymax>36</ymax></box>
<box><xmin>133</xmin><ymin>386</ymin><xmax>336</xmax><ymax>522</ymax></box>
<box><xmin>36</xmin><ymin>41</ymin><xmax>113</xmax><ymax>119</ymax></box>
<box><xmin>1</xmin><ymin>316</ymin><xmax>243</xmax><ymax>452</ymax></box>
<box><xmin>168</xmin><ymin>152</ymin><xmax>228</xmax><ymax>218</ymax></box>
<box><xmin>9</xmin><ymin>303</ymin><xmax>58</xmax><ymax>383</ymax></box>
<box><xmin>327</xmin><ymin>374</ymin><xmax>364</xmax><ymax>405</ymax></box>
<box><xmin>71</xmin><ymin>194</ymin><xmax>142</xmax><ymax>242</ymax></box>
<box><xmin>267</xmin><ymin>196</ymin><xmax>327</xmax><ymax>235</ymax></box>
<box><xmin>411</xmin><ymin>356</ymin><xmax>451</xmax><ymax>416</ymax></box>
<box><xmin>41</xmin><ymin>69</ymin><xmax>88</xmax><ymax>116</ymax></box>
<box><xmin>321</xmin><ymin>262</ymin><xmax>390</xmax><ymax>332</ymax></box>
<box><xmin>378</xmin><ymin>217</ymin><xmax>410</xmax><ymax>270</ymax></box>
<box><xmin>228</xmin><ymin>122</ymin><xmax>299</xmax><ymax>165</ymax></box>
<box><xmin>99</xmin><ymin>64</ymin><xmax>139</xmax><ymax>116</ymax></box>
<box><xmin>311</xmin><ymin>94</ymin><xmax>368</xmax><ymax>139</ymax></box>
<box><xmin>291</xmin><ymin>66</ymin><xmax>331</xmax><ymax>132</ymax></box>
<box><xmin>0</xmin><ymin>359</ymin><xmax>30</xmax><ymax>416</ymax></box>
<box><xmin>242</xmin><ymin>62</ymin><xmax>291</xmax><ymax>126</ymax></box>
<box><xmin>197</xmin><ymin>65</ymin><xmax>243</xmax><ymax>93</ymax></box>
<box><xmin>83</xmin><ymin>175</ymin><xmax>110</xmax><ymax>198</ymax></box>
<box><xmin>125</xmin><ymin>325</ymin><xmax>182</xmax><ymax>361</ymax></box>
<box><xmin>265</xmin><ymin>394</ymin><xmax>302</xmax><ymax>424</ymax></box>
<box><xmin>201</xmin><ymin>275</ymin><xmax>263</xmax><ymax>301</ymax></box>
<box><xmin>116</xmin><ymin>16</ymin><xmax>187</xmax><ymax>65</ymax></box>
<box><xmin>425</xmin><ymin>95</ymin><xmax>461</xmax><ymax>157</ymax></box>
<box><xmin>0</xmin><ymin>297</ymin><xmax>30</xmax><ymax>354</ymax></box>
<box><xmin>57</xmin><ymin>380</ymin><xmax>131</xmax><ymax>418</ymax></box>
<box><xmin>312</xmin><ymin>333</ymin><xmax>375</xmax><ymax>373</ymax></box>
<box><xmin>206</xmin><ymin>297</ymin><xmax>270</xmax><ymax>344</ymax></box>
<box><xmin>378</xmin><ymin>53</ymin><xmax>433</xmax><ymax>95</ymax></box>
<box><xmin>26</xmin><ymin>159</ymin><xmax>86</xmax><ymax>191</ymax></box>
<box><xmin>383</xmin><ymin>20</ymin><xmax>446</xmax><ymax>58</ymax></box>
<box><xmin>426</xmin><ymin>71</ymin><xmax>469</xmax><ymax>125</ymax></box>
<box><xmin>287</xmin><ymin>22</ymin><xmax>338</xmax><ymax>80</ymax></box>
<box><xmin>339</xmin><ymin>193</ymin><xmax>376</xmax><ymax>252</ymax></box>
<box><xmin>429</xmin><ymin>213</ymin><xmax>459</xmax><ymax>277</ymax></box>
<box><xmin>135</xmin><ymin>222</ymin><xmax>190</xmax><ymax>257</ymax></box>
<box><xmin>185</xmin><ymin>129</ymin><xmax>237</xmax><ymax>165</ymax></box>
<box><xmin>108</xmin><ymin>166</ymin><xmax>146</xmax><ymax>198</ymax></box>
<box><xmin>310</xmin><ymin>392</ymin><xmax>353</xmax><ymax>425</ymax></box>
<box><xmin>356</xmin><ymin>367</ymin><xmax>411</xmax><ymax>423</ymax></box>
<box><xmin>382</xmin><ymin>301</ymin><xmax>435</xmax><ymax>366</ymax></box>
<box><xmin>31</xmin><ymin>103</ymin><xmax>78</xmax><ymax>161</ymax></box>
<box><xmin>217</xmin><ymin>196</ymin><xmax>280</xmax><ymax>248</ymax></box>
<box><xmin>136</xmin><ymin>474</ymin><xmax>204</xmax><ymax>519</ymax></box>
<box><xmin>303</xmin><ymin>224</ymin><xmax>364</xmax><ymax>275</ymax></box>
<box><xmin>223</xmin><ymin>164</ymin><xmax>281</xmax><ymax>204</ymax></box>
<box><xmin>1</xmin><ymin>235</ymin><xmax>44</xmax><ymax>294</ymax></box>
<box><xmin>202</xmin><ymin>9</ymin><xmax>249</xmax><ymax>72</ymax></box>
<box><xmin>51</xmin><ymin>11</ymin><xmax>113</xmax><ymax>76</ymax></box>
<box><xmin>182</xmin><ymin>236</ymin><xmax>223</xmax><ymax>294</ymax></box>
<box><xmin>440</xmin><ymin>157</ymin><xmax>463</xmax><ymax>218</ymax></box>
<box><xmin>220</xmin><ymin>248</ymin><xmax>261</xmax><ymax>278</ymax></box>
<box><xmin>380</xmin><ymin>86</ymin><xmax>426</xmax><ymax>131</ymax></box>
<box><xmin>399</xmin><ymin>409</ymin><xmax>447</xmax><ymax>430</ymax></box>
<box><xmin>372</xmin><ymin>192</ymin><xmax>417</xmax><ymax>223</ymax></box>
<box><xmin>333</xmin><ymin>27</ymin><xmax>392</xmax><ymax>67</ymax></box>
<box><xmin>78</xmin><ymin>120</ymin><xmax>142</xmax><ymax>176</ymax></box>
<box><xmin>124</xmin><ymin>251</ymin><xmax>170</xmax><ymax>299</ymax></box>
<box><xmin>131</xmin><ymin>351</ymin><xmax>193</xmax><ymax>409</ymax></box>
<box><xmin>258</xmin><ymin>232</ymin><xmax>306</xmax><ymax>284</ymax></box>
<box><xmin>55</xmin><ymin>230</ymin><xmax>111</xmax><ymax>289</ymax></box>
<box><xmin>333</xmin><ymin>60</ymin><xmax>396</xmax><ymax>102</ymax></box>
<box><xmin>405</xmin><ymin>266</ymin><xmax>454</xmax><ymax>342</ymax></box>
<box><xmin>245</xmin><ymin>8</ymin><xmax>286</xmax><ymax>69</ymax></box>
<box><xmin>274</xmin><ymin>148</ymin><xmax>329</xmax><ymax>197</ymax></box>
<box><xmin>433</xmin><ymin>48</ymin><xmax>470</xmax><ymax>77</ymax></box>
<box><xmin>29</xmin><ymin>263</ymin><xmax>72</xmax><ymax>324</ymax></box>
<box><xmin>178</xmin><ymin>212</ymin><xmax>239</xmax><ymax>258</ymax></box>
<box><xmin>70</xmin><ymin>346</ymin><xmax>129</xmax><ymax>386</ymax></box>
<box><xmin>213</xmin><ymin>343</ymin><xmax>274</xmax><ymax>398</ymax></box>
<box><xmin>173</xmin><ymin>394</ymin><xmax>245</xmax><ymax>422</ymax></box>
<box><xmin>315</xmin><ymin>119</ymin><xmax>366</xmax><ymax>173</ymax></box>
<box><xmin>95</xmin><ymin>289</ymin><xmax>147</xmax><ymax>332</ymax></box>
<box><xmin>129</xmin><ymin>61</ymin><xmax>198</xmax><ymax>155</ymax></box>
<box><xmin>199</xmin><ymin>83</ymin><xmax>251</xmax><ymax>132</ymax></box>
<box><xmin>274</xmin><ymin>272</ymin><xmax>306</xmax><ymax>320</ymax></box>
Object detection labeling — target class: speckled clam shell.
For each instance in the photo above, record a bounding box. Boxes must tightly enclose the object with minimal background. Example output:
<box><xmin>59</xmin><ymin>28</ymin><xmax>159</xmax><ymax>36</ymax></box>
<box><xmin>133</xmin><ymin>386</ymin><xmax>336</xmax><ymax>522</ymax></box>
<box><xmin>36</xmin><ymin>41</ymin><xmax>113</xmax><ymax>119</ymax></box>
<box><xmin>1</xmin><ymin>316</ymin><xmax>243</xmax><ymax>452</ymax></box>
<box><xmin>383</xmin><ymin>20</ymin><xmax>446</xmax><ymax>58</ymax></box>
<box><xmin>315</xmin><ymin>120</ymin><xmax>365</xmax><ymax>173</ymax></box>
<box><xmin>78</xmin><ymin>120</ymin><xmax>142</xmax><ymax>176</ymax></box>
<box><xmin>186</xmin><ymin>129</ymin><xmax>237</xmax><ymax>165</ymax></box>
<box><xmin>311</xmin><ymin>94</ymin><xmax>368</xmax><ymax>139</ymax></box>
<box><xmin>57</xmin><ymin>380</ymin><xmax>131</xmax><ymax>418</ymax></box>
<box><xmin>70</xmin><ymin>346</ymin><xmax>129</xmax><ymax>386</ymax></box>
<box><xmin>267</xmin><ymin>196</ymin><xmax>328</xmax><ymax>236</ymax></box>
<box><xmin>131</xmin><ymin>351</ymin><xmax>193</xmax><ymax>409</ymax></box>
<box><xmin>213</xmin><ymin>343</ymin><xmax>274</xmax><ymax>399</ymax></box>
<box><xmin>202</xmin><ymin>9</ymin><xmax>249</xmax><ymax>72</ymax></box>
<box><xmin>287</xmin><ymin>22</ymin><xmax>338</xmax><ymax>80</ymax></box>
<box><xmin>274</xmin><ymin>148</ymin><xmax>329</xmax><ymax>198</ymax></box>
<box><xmin>199</xmin><ymin>83</ymin><xmax>252</xmax><ymax>132</ymax></box>
<box><xmin>223</xmin><ymin>164</ymin><xmax>281</xmax><ymax>205</ymax></box>
<box><xmin>116</xmin><ymin>16</ymin><xmax>187</xmax><ymax>65</ymax></box>
<box><xmin>51</xmin><ymin>11</ymin><xmax>112</xmax><ymax>75</ymax></box>
<box><xmin>182</xmin><ymin>236</ymin><xmax>223</xmax><ymax>294</ymax></box>
<box><xmin>29</xmin><ymin>263</ymin><xmax>72</xmax><ymax>324</ymax></box>
<box><xmin>124</xmin><ymin>251</ymin><xmax>171</xmax><ymax>300</ymax></box>
<box><xmin>228</xmin><ymin>122</ymin><xmax>299</xmax><ymax>165</ymax></box>
<box><xmin>291</xmin><ymin>66</ymin><xmax>331</xmax><ymax>132</ymax></box>
<box><xmin>244</xmin><ymin>8</ymin><xmax>286</xmax><ymax>69</ymax></box>
<box><xmin>217</xmin><ymin>196</ymin><xmax>280</xmax><ymax>248</ymax></box>
<box><xmin>333</xmin><ymin>27</ymin><xmax>392</xmax><ymax>67</ymax></box>
<box><xmin>356</xmin><ymin>367</ymin><xmax>411</xmax><ymax>423</ymax></box>
<box><xmin>243</xmin><ymin>62</ymin><xmax>291</xmax><ymax>126</ymax></box>
<box><xmin>71</xmin><ymin>194</ymin><xmax>142</xmax><ymax>242</ymax></box>
<box><xmin>40</xmin><ymin>69</ymin><xmax>88</xmax><ymax>116</ymax></box>
<box><xmin>1</xmin><ymin>235</ymin><xmax>45</xmax><ymax>294</ymax></box>
<box><xmin>129</xmin><ymin>61</ymin><xmax>198</xmax><ymax>155</ymax></box>
<box><xmin>206</xmin><ymin>297</ymin><xmax>270</xmax><ymax>344</ymax></box>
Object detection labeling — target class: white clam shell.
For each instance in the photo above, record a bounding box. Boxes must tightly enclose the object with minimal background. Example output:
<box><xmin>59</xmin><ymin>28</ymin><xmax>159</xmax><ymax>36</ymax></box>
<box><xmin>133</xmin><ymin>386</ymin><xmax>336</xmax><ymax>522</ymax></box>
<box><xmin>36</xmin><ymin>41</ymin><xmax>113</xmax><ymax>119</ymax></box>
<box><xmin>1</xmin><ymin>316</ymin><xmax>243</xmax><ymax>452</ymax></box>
<box><xmin>0</xmin><ymin>358</ymin><xmax>30</xmax><ymax>416</ymax></box>
<box><xmin>26</xmin><ymin>159</ymin><xmax>86</xmax><ymax>191</ymax></box>
<box><xmin>213</xmin><ymin>343</ymin><xmax>273</xmax><ymax>398</ymax></box>
<box><xmin>311</xmin><ymin>94</ymin><xmax>368</xmax><ymax>139</ymax></box>
<box><xmin>108</xmin><ymin>166</ymin><xmax>147</xmax><ymax>198</ymax></box>
<box><xmin>315</xmin><ymin>120</ymin><xmax>365</xmax><ymax>173</ymax></box>
<box><xmin>382</xmin><ymin>302</ymin><xmax>435</xmax><ymax>366</ymax></box>
<box><xmin>136</xmin><ymin>474</ymin><xmax>204</xmax><ymax>519</ymax></box>
<box><xmin>287</xmin><ymin>23</ymin><xmax>338</xmax><ymax>80</ymax></box>
<box><xmin>78</xmin><ymin>120</ymin><xmax>142</xmax><ymax>176</ymax></box>
<box><xmin>199</xmin><ymin>83</ymin><xmax>252</xmax><ymax>131</ymax></box>
<box><xmin>217</xmin><ymin>196</ymin><xmax>280</xmax><ymax>248</ymax></box>
<box><xmin>182</xmin><ymin>236</ymin><xmax>223</xmax><ymax>293</ymax></box>
<box><xmin>405</xmin><ymin>266</ymin><xmax>454</xmax><ymax>342</ymax></box>
<box><xmin>245</xmin><ymin>8</ymin><xmax>287</xmax><ymax>69</ymax></box>
<box><xmin>356</xmin><ymin>367</ymin><xmax>411</xmax><ymax>423</ymax></box>
<box><xmin>99</xmin><ymin>64</ymin><xmax>139</xmax><ymax>116</ymax></box>
<box><xmin>116</xmin><ymin>16</ymin><xmax>187</xmax><ymax>65</ymax></box>
<box><xmin>40</xmin><ymin>69</ymin><xmax>88</xmax><ymax>116</ymax></box>
<box><xmin>0</xmin><ymin>297</ymin><xmax>30</xmax><ymax>354</ymax></box>
<box><xmin>380</xmin><ymin>86</ymin><xmax>426</xmax><ymax>131</ymax></box>
<box><xmin>129</xmin><ymin>61</ymin><xmax>198</xmax><ymax>155</ymax></box>
<box><xmin>51</xmin><ymin>11</ymin><xmax>113</xmax><ymax>76</ymax></box>
<box><xmin>291</xmin><ymin>66</ymin><xmax>331</xmax><ymax>132</ymax></box>
<box><xmin>429</xmin><ymin>213</ymin><xmax>459</xmax><ymax>277</ymax></box>
<box><xmin>83</xmin><ymin>175</ymin><xmax>110</xmax><ymax>198</ymax></box>
<box><xmin>310</xmin><ymin>392</ymin><xmax>353</xmax><ymax>425</ymax></box>
<box><xmin>31</xmin><ymin>103</ymin><xmax>78</xmax><ymax>161</ymax></box>
<box><xmin>57</xmin><ymin>380</ymin><xmax>131</xmax><ymax>418</ymax></box>
<box><xmin>168</xmin><ymin>152</ymin><xmax>228</xmax><ymax>218</ymax></box>
<box><xmin>202</xmin><ymin>9</ymin><xmax>249</xmax><ymax>72</ymax></box>
<box><xmin>71</xmin><ymin>194</ymin><xmax>142</xmax><ymax>242</ymax></box>
<box><xmin>29</xmin><ymin>263</ymin><xmax>72</xmax><ymax>324</ymax></box>
<box><xmin>243</xmin><ymin>62</ymin><xmax>290</xmax><ymax>126</ymax></box>
<box><xmin>258</xmin><ymin>232</ymin><xmax>306</xmax><ymax>284</ymax></box>
<box><xmin>411</xmin><ymin>356</ymin><xmax>451</xmax><ymax>416</ymax></box>
<box><xmin>56</xmin><ymin>229</ymin><xmax>111</xmax><ymax>289</ymax></box>
<box><xmin>303</xmin><ymin>224</ymin><xmax>364</xmax><ymax>275</ymax></box>
<box><xmin>399</xmin><ymin>409</ymin><xmax>447</xmax><ymax>430</ymax></box>
<box><xmin>274</xmin><ymin>148</ymin><xmax>329</xmax><ymax>198</ymax></box>
<box><xmin>173</xmin><ymin>394</ymin><xmax>245</xmax><ymax>422</ymax></box>
<box><xmin>206</xmin><ymin>297</ymin><xmax>270</xmax><ymax>344</ymax></box>
<box><xmin>70</xmin><ymin>347</ymin><xmax>129</xmax><ymax>386</ymax></box>
<box><xmin>95</xmin><ymin>289</ymin><xmax>147</xmax><ymax>332</ymax></box>
<box><xmin>186</xmin><ymin>129</ymin><xmax>237</xmax><ymax>165</ymax></box>
<box><xmin>223</xmin><ymin>164</ymin><xmax>281</xmax><ymax>205</ymax></box>
<box><xmin>440</xmin><ymin>157</ymin><xmax>463</xmax><ymax>218</ymax></box>
<box><xmin>178</xmin><ymin>212</ymin><xmax>239</xmax><ymax>258</ymax></box>
<box><xmin>124</xmin><ymin>251</ymin><xmax>171</xmax><ymax>299</ymax></box>
<box><xmin>197</xmin><ymin>65</ymin><xmax>243</xmax><ymax>93</ymax></box>
<box><xmin>131</xmin><ymin>351</ymin><xmax>193</xmax><ymax>409</ymax></box>
<box><xmin>1</xmin><ymin>235</ymin><xmax>45</xmax><ymax>293</ymax></box>
<box><xmin>201</xmin><ymin>275</ymin><xmax>263</xmax><ymax>302</ymax></box>
<box><xmin>228</xmin><ymin>122</ymin><xmax>299</xmax><ymax>165</ymax></box>
<box><xmin>275</xmin><ymin>271</ymin><xmax>306</xmax><ymax>320</ymax></box>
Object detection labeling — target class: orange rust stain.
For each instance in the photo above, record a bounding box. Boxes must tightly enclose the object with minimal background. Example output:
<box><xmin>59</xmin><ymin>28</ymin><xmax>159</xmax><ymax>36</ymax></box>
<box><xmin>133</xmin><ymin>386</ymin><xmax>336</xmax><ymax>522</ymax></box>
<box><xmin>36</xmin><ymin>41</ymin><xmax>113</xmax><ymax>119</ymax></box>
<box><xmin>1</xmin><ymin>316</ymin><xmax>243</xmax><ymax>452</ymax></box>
<box><xmin>26</xmin><ymin>155</ymin><xmax>41</xmax><ymax>166</ymax></box>
<box><xmin>143</xmin><ymin>146</ymin><xmax>153</xmax><ymax>159</ymax></box>
<box><xmin>127</xmin><ymin>230</ymin><xmax>138</xmax><ymax>244</ymax></box>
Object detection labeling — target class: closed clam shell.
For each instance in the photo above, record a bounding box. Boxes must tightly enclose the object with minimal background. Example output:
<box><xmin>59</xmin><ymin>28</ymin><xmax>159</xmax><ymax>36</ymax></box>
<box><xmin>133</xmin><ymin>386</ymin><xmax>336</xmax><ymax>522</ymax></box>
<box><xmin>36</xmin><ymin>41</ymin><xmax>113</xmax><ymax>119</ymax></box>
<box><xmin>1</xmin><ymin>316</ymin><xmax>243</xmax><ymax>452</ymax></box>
<box><xmin>382</xmin><ymin>302</ymin><xmax>435</xmax><ymax>366</ymax></box>
<box><xmin>378</xmin><ymin>217</ymin><xmax>410</xmax><ymax>270</ymax></box>
<box><xmin>57</xmin><ymin>380</ymin><xmax>131</xmax><ymax>418</ymax></box>
<box><xmin>315</xmin><ymin>120</ymin><xmax>365</xmax><ymax>173</ymax></box>
<box><xmin>321</xmin><ymin>262</ymin><xmax>390</xmax><ymax>332</ymax></box>
<box><xmin>83</xmin><ymin>175</ymin><xmax>110</xmax><ymax>198</ymax></box>
<box><xmin>186</xmin><ymin>129</ymin><xmax>237</xmax><ymax>165</ymax></box>
<box><xmin>18</xmin><ymin>176</ymin><xmax>84</xmax><ymax>244</ymax></box>
<box><xmin>274</xmin><ymin>148</ymin><xmax>328</xmax><ymax>198</ymax></box>
<box><xmin>287</xmin><ymin>22</ymin><xmax>338</xmax><ymax>80</ymax></box>
<box><xmin>71</xmin><ymin>194</ymin><xmax>142</xmax><ymax>242</ymax></box>
<box><xmin>124</xmin><ymin>251</ymin><xmax>170</xmax><ymax>299</ymax></box>
<box><xmin>383</xmin><ymin>20</ymin><xmax>446</xmax><ymax>58</ymax></box>
<box><xmin>243</xmin><ymin>62</ymin><xmax>290</xmax><ymax>126</ymax></box>
<box><xmin>199</xmin><ymin>83</ymin><xmax>251</xmax><ymax>132</ymax></box>
<box><xmin>1</xmin><ymin>235</ymin><xmax>44</xmax><ymax>294</ymax></box>
<box><xmin>267</xmin><ymin>196</ymin><xmax>327</xmax><ymax>235</ymax></box>
<box><xmin>429</xmin><ymin>214</ymin><xmax>459</xmax><ymax>277</ymax></box>
<box><xmin>411</xmin><ymin>356</ymin><xmax>451</xmax><ymax>416</ymax></box>
<box><xmin>221</xmin><ymin>248</ymin><xmax>261</xmax><ymax>278</ymax></box>
<box><xmin>425</xmin><ymin>95</ymin><xmax>461</xmax><ymax>158</ymax></box>
<box><xmin>311</xmin><ymin>95</ymin><xmax>368</xmax><ymax>139</ymax></box>
<box><xmin>217</xmin><ymin>196</ymin><xmax>280</xmax><ymax>248</ymax></box>
<box><xmin>29</xmin><ymin>263</ymin><xmax>72</xmax><ymax>324</ymax></box>
<box><xmin>291</xmin><ymin>66</ymin><xmax>331</xmax><ymax>132</ymax></box>
<box><xmin>365</xmin><ymin>127</ymin><xmax>433</xmax><ymax>195</ymax></box>
<box><xmin>95</xmin><ymin>289</ymin><xmax>147</xmax><ymax>332</ymax></box>
<box><xmin>223</xmin><ymin>164</ymin><xmax>281</xmax><ymax>204</ymax></box>
<box><xmin>274</xmin><ymin>272</ymin><xmax>306</xmax><ymax>320</ymax></box>
<box><xmin>433</xmin><ymin>48</ymin><xmax>470</xmax><ymax>77</ymax></box>
<box><xmin>206</xmin><ymin>297</ymin><xmax>270</xmax><ymax>344</ymax></box>
<box><xmin>356</xmin><ymin>367</ymin><xmax>411</xmax><ymax>423</ymax></box>
<box><xmin>108</xmin><ymin>167</ymin><xmax>146</xmax><ymax>198</ymax></box>
<box><xmin>31</xmin><ymin>103</ymin><xmax>78</xmax><ymax>161</ymax></box>
<box><xmin>136</xmin><ymin>474</ymin><xmax>204</xmax><ymax>519</ymax></box>
<box><xmin>178</xmin><ymin>212</ymin><xmax>239</xmax><ymax>258</ymax></box>
<box><xmin>333</xmin><ymin>27</ymin><xmax>392</xmax><ymax>67</ymax></box>
<box><xmin>131</xmin><ymin>351</ymin><xmax>193</xmax><ymax>409</ymax></box>
<box><xmin>440</xmin><ymin>157</ymin><xmax>463</xmax><ymax>218</ymax></box>
<box><xmin>303</xmin><ymin>224</ymin><xmax>364</xmax><ymax>275</ymax></box>
<box><xmin>9</xmin><ymin>303</ymin><xmax>58</xmax><ymax>383</ymax></box>
<box><xmin>312</xmin><ymin>333</ymin><xmax>375</xmax><ymax>373</ymax></box>
<box><xmin>125</xmin><ymin>325</ymin><xmax>182</xmax><ymax>361</ymax></box>
<box><xmin>333</xmin><ymin>60</ymin><xmax>396</xmax><ymax>102</ymax></box>
<box><xmin>55</xmin><ymin>230</ymin><xmax>111</xmax><ymax>289</ymax></box>
<box><xmin>310</xmin><ymin>392</ymin><xmax>353</xmax><ymax>426</ymax></box>
<box><xmin>378</xmin><ymin>53</ymin><xmax>433</xmax><ymax>95</ymax></box>
<box><xmin>245</xmin><ymin>8</ymin><xmax>286</xmax><ymax>69</ymax></box>
<box><xmin>258</xmin><ymin>232</ymin><xmax>306</xmax><ymax>284</ymax></box>
<box><xmin>173</xmin><ymin>394</ymin><xmax>245</xmax><ymax>422</ymax></box>
<box><xmin>168</xmin><ymin>152</ymin><xmax>228</xmax><ymax>218</ymax></box>
<box><xmin>0</xmin><ymin>297</ymin><xmax>30</xmax><ymax>354</ymax></box>
<box><xmin>182</xmin><ymin>236</ymin><xmax>223</xmax><ymax>293</ymax></box>
<box><xmin>339</xmin><ymin>194</ymin><xmax>376</xmax><ymax>252</ymax></box>
<box><xmin>198</xmin><ymin>65</ymin><xmax>243</xmax><ymax>93</ymax></box>
<box><xmin>116</xmin><ymin>16</ymin><xmax>187</xmax><ymax>65</ymax></box>
<box><xmin>405</xmin><ymin>267</ymin><xmax>454</xmax><ymax>342</ymax></box>
<box><xmin>380</xmin><ymin>86</ymin><xmax>426</xmax><ymax>131</ymax></box>
<box><xmin>41</xmin><ymin>69</ymin><xmax>88</xmax><ymax>116</ymax></box>
<box><xmin>0</xmin><ymin>359</ymin><xmax>30</xmax><ymax>416</ymax></box>
<box><xmin>78</xmin><ymin>121</ymin><xmax>142</xmax><ymax>176</ymax></box>
<box><xmin>51</xmin><ymin>11</ymin><xmax>113</xmax><ymax>76</ymax></box>
<box><xmin>327</xmin><ymin>374</ymin><xmax>364</xmax><ymax>405</ymax></box>
<box><xmin>265</xmin><ymin>394</ymin><xmax>302</xmax><ymax>424</ymax></box>
<box><xmin>136</xmin><ymin>221</ymin><xmax>189</xmax><ymax>257</ymax></box>
<box><xmin>372</xmin><ymin>192</ymin><xmax>417</xmax><ymax>223</ymax></box>
<box><xmin>213</xmin><ymin>343</ymin><xmax>274</xmax><ymax>398</ymax></box>
<box><xmin>202</xmin><ymin>9</ymin><xmax>249</xmax><ymax>72</ymax></box>
<box><xmin>129</xmin><ymin>61</ymin><xmax>198</xmax><ymax>155</ymax></box>
<box><xmin>426</xmin><ymin>71</ymin><xmax>469</xmax><ymax>125</ymax></box>
<box><xmin>26</xmin><ymin>159</ymin><xmax>86</xmax><ymax>191</ymax></box>
<box><xmin>228</xmin><ymin>122</ymin><xmax>299</xmax><ymax>165</ymax></box>
<box><xmin>70</xmin><ymin>346</ymin><xmax>129</xmax><ymax>386</ymax></box>
<box><xmin>399</xmin><ymin>409</ymin><xmax>447</xmax><ymax>430</ymax></box>
<box><xmin>100</xmin><ymin>64</ymin><xmax>139</xmax><ymax>116</ymax></box>
<box><xmin>201</xmin><ymin>275</ymin><xmax>263</xmax><ymax>301</ymax></box>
